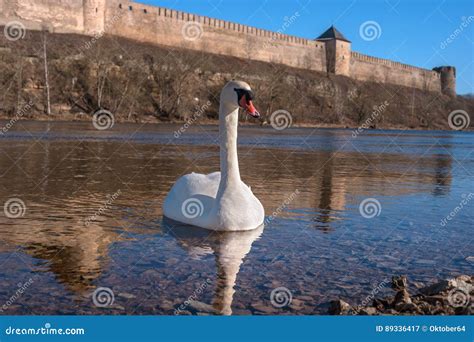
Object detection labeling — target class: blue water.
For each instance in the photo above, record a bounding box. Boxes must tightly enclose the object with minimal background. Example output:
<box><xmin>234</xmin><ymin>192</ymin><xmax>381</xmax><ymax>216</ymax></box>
<box><xmin>0</xmin><ymin>121</ymin><xmax>472</xmax><ymax>315</ymax></box>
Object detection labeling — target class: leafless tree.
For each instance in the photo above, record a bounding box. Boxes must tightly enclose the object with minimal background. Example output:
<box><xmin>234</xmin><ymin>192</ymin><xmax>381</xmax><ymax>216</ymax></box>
<box><xmin>42</xmin><ymin>28</ymin><xmax>51</xmax><ymax>115</ymax></box>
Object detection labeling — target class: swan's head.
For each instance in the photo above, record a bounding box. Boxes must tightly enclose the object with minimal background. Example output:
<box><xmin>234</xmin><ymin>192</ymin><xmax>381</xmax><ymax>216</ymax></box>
<box><xmin>221</xmin><ymin>80</ymin><xmax>260</xmax><ymax>118</ymax></box>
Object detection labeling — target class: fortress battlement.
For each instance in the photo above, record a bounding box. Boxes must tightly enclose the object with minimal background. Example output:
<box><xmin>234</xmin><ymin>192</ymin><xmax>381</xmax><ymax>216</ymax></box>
<box><xmin>0</xmin><ymin>0</ymin><xmax>456</xmax><ymax>96</ymax></box>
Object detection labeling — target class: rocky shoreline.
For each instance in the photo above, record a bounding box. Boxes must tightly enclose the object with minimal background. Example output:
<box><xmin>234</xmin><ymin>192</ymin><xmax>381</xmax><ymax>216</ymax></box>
<box><xmin>329</xmin><ymin>275</ymin><xmax>473</xmax><ymax>315</ymax></box>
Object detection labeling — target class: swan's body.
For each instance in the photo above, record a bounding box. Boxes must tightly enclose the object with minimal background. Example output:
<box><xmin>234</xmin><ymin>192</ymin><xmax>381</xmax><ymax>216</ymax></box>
<box><xmin>163</xmin><ymin>81</ymin><xmax>264</xmax><ymax>231</ymax></box>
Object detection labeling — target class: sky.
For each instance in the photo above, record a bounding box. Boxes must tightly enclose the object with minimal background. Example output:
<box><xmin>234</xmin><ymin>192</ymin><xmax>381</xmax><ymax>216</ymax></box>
<box><xmin>137</xmin><ymin>0</ymin><xmax>474</xmax><ymax>95</ymax></box>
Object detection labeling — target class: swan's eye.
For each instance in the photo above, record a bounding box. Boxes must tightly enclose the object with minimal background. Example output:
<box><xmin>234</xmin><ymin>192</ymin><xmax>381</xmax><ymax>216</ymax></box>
<box><xmin>234</xmin><ymin>88</ymin><xmax>260</xmax><ymax>118</ymax></box>
<box><xmin>234</xmin><ymin>88</ymin><xmax>253</xmax><ymax>105</ymax></box>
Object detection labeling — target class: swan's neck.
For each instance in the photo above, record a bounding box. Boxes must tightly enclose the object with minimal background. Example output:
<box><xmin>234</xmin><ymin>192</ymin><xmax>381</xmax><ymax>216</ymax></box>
<box><xmin>219</xmin><ymin>103</ymin><xmax>240</xmax><ymax>186</ymax></box>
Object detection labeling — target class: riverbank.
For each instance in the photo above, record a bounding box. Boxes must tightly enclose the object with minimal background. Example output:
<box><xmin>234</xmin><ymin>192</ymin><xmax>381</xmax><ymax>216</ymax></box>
<box><xmin>1</xmin><ymin>28</ymin><xmax>473</xmax><ymax>131</ymax></box>
<box><xmin>1</xmin><ymin>114</ymin><xmax>448</xmax><ymax>131</ymax></box>
<box><xmin>3</xmin><ymin>116</ymin><xmax>472</xmax><ymax>135</ymax></box>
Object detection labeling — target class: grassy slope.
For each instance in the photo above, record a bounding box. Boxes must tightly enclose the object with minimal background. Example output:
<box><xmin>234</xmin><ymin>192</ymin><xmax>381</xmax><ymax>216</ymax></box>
<box><xmin>0</xmin><ymin>28</ymin><xmax>472</xmax><ymax>130</ymax></box>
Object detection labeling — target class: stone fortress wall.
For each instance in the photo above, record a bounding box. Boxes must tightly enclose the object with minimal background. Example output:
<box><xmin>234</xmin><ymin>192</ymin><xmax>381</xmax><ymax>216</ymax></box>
<box><xmin>350</xmin><ymin>51</ymin><xmax>442</xmax><ymax>93</ymax></box>
<box><xmin>103</xmin><ymin>0</ymin><xmax>328</xmax><ymax>73</ymax></box>
<box><xmin>0</xmin><ymin>0</ymin><xmax>456</xmax><ymax>96</ymax></box>
<box><xmin>0</xmin><ymin>0</ymin><xmax>85</xmax><ymax>32</ymax></box>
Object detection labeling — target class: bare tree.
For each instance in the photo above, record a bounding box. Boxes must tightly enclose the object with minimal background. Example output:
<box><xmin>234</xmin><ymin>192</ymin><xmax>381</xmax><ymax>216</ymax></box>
<box><xmin>42</xmin><ymin>28</ymin><xmax>51</xmax><ymax>115</ymax></box>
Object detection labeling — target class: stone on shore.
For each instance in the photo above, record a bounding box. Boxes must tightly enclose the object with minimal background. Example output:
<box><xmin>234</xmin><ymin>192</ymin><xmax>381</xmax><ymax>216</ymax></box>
<box><xmin>328</xmin><ymin>299</ymin><xmax>351</xmax><ymax>315</ymax></box>
<box><xmin>328</xmin><ymin>274</ymin><xmax>473</xmax><ymax>316</ymax></box>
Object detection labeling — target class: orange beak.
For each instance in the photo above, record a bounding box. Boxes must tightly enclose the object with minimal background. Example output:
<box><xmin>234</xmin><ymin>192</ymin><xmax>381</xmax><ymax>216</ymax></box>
<box><xmin>239</xmin><ymin>97</ymin><xmax>260</xmax><ymax>118</ymax></box>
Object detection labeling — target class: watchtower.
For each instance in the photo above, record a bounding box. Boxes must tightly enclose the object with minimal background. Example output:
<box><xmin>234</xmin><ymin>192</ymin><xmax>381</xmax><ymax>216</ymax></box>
<box><xmin>316</xmin><ymin>26</ymin><xmax>351</xmax><ymax>76</ymax></box>
<box><xmin>433</xmin><ymin>66</ymin><xmax>456</xmax><ymax>97</ymax></box>
<box><xmin>83</xmin><ymin>0</ymin><xmax>106</xmax><ymax>34</ymax></box>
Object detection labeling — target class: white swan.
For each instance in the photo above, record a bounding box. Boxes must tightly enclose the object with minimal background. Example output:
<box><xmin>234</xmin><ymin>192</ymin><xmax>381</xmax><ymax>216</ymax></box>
<box><xmin>163</xmin><ymin>80</ymin><xmax>264</xmax><ymax>231</ymax></box>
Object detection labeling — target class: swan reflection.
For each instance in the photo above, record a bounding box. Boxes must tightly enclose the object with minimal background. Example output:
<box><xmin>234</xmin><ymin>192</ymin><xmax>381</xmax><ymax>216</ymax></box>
<box><xmin>163</xmin><ymin>217</ymin><xmax>263</xmax><ymax>315</ymax></box>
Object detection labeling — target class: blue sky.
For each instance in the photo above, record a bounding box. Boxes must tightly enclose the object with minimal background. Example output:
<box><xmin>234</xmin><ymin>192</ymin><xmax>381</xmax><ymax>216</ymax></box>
<box><xmin>137</xmin><ymin>0</ymin><xmax>474</xmax><ymax>94</ymax></box>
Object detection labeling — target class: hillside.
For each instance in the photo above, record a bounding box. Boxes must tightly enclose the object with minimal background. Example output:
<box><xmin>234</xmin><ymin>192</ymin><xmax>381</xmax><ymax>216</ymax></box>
<box><xmin>0</xmin><ymin>28</ymin><xmax>473</xmax><ymax>130</ymax></box>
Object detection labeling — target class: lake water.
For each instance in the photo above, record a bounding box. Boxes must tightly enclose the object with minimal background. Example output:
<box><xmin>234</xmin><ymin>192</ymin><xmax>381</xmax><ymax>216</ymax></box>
<box><xmin>0</xmin><ymin>121</ymin><xmax>472</xmax><ymax>315</ymax></box>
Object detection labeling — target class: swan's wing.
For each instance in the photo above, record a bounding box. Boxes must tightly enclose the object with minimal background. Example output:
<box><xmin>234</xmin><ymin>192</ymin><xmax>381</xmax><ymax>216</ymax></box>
<box><xmin>162</xmin><ymin>172</ymin><xmax>221</xmax><ymax>225</ymax></box>
<box><xmin>166</xmin><ymin>172</ymin><xmax>220</xmax><ymax>199</ymax></box>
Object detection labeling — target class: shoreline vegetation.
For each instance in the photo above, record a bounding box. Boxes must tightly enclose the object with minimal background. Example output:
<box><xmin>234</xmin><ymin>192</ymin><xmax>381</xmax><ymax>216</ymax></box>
<box><xmin>0</xmin><ymin>29</ymin><xmax>473</xmax><ymax>131</ymax></box>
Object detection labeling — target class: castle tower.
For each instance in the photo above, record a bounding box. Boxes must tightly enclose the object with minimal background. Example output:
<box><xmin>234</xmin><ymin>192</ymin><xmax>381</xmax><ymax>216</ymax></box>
<box><xmin>433</xmin><ymin>66</ymin><xmax>456</xmax><ymax>97</ymax></box>
<box><xmin>83</xmin><ymin>0</ymin><xmax>106</xmax><ymax>34</ymax></box>
<box><xmin>316</xmin><ymin>26</ymin><xmax>351</xmax><ymax>76</ymax></box>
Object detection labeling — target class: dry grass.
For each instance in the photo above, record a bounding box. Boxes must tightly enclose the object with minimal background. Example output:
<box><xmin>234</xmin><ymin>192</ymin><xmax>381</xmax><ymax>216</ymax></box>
<box><xmin>0</xmin><ymin>28</ymin><xmax>472</xmax><ymax>130</ymax></box>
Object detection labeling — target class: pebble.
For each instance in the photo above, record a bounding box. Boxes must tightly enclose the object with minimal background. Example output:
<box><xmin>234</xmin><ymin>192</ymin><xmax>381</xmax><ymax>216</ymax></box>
<box><xmin>423</xmin><ymin>295</ymin><xmax>446</xmax><ymax>305</ymax></box>
<box><xmin>328</xmin><ymin>300</ymin><xmax>351</xmax><ymax>315</ymax></box>
<box><xmin>142</xmin><ymin>269</ymin><xmax>161</xmax><ymax>278</ymax></box>
<box><xmin>419</xmin><ymin>280</ymin><xmax>450</xmax><ymax>295</ymax></box>
<box><xmin>251</xmin><ymin>303</ymin><xmax>277</xmax><ymax>314</ymax></box>
<box><xmin>291</xmin><ymin>298</ymin><xmax>303</xmax><ymax>306</ymax></box>
<box><xmin>188</xmin><ymin>300</ymin><xmax>218</xmax><ymax>314</ymax></box>
<box><xmin>394</xmin><ymin>289</ymin><xmax>412</xmax><ymax>306</ymax></box>
<box><xmin>391</xmin><ymin>276</ymin><xmax>408</xmax><ymax>290</ymax></box>
<box><xmin>118</xmin><ymin>292</ymin><xmax>136</xmax><ymax>299</ymax></box>
<box><xmin>359</xmin><ymin>307</ymin><xmax>377</xmax><ymax>315</ymax></box>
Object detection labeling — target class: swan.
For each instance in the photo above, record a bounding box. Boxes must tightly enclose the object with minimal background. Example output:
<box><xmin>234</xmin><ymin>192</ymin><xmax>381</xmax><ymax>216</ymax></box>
<box><xmin>163</xmin><ymin>80</ymin><xmax>264</xmax><ymax>231</ymax></box>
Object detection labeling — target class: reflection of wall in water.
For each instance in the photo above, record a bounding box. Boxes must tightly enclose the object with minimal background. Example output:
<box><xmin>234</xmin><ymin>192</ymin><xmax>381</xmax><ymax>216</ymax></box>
<box><xmin>432</xmin><ymin>153</ymin><xmax>452</xmax><ymax>196</ymax></box>
<box><xmin>244</xmin><ymin>146</ymin><xmax>453</xmax><ymax>225</ymax></box>
<box><xmin>312</xmin><ymin>151</ymin><xmax>347</xmax><ymax>230</ymax></box>
<box><xmin>0</xmin><ymin>198</ymin><xmax>119</xmax><ymax>293</ymax></box>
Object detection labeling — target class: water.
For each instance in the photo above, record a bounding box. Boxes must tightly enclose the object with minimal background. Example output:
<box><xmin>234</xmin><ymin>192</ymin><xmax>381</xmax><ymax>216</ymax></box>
<box><xmin>0</xmin><ymin>121</ymin><xmax>472</xmax><ymax>315</ymax></box>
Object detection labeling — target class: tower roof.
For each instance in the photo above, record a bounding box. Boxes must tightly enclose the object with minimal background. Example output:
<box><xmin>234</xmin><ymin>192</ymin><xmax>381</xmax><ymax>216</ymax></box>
<box><xmin>316</xmin><ymin>26</ymin><xmax>351</xmax><ymax>43</ymax></box>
